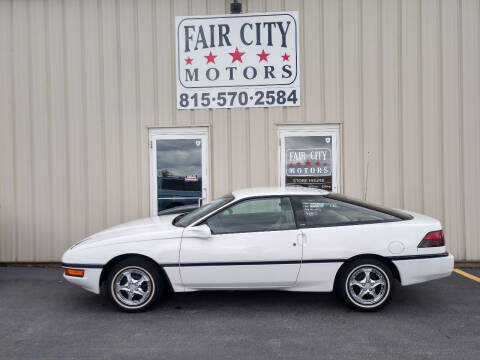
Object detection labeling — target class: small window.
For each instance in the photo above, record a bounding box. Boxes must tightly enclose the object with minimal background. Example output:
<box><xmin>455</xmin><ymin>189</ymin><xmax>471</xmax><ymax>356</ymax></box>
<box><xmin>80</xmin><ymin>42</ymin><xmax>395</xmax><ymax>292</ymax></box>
<box><xmin>291</xmin><ymin>196</ymin><xmax>401</xmax><ymax>228</ymax></box>
<box><xmin>206</xmin><ymin>197</ymin><xmax>296</xmax><ymax>234</ymax></box>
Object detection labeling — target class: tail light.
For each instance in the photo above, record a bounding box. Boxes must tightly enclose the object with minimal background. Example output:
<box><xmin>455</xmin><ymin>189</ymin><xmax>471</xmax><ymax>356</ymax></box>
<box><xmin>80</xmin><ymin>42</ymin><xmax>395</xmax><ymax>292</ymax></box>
<box><xmin>418</xmin><ymin>230</ymin><xmax>445</xmax><ymax>248</ymax></box>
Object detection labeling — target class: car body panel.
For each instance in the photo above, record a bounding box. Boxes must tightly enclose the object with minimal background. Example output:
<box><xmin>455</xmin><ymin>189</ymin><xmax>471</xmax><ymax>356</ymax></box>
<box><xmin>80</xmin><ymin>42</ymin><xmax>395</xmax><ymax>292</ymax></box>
<box><xmin>293</xmin><ymin>262</ymin><xmax>343</xmax><ymax>291</ymax></box>
<box><xmin>301</xmin><ymin>213</ymin><xmax>442</xmax><ymax>261</ymax></box>
<box><xmin>62</xmin><ymin>269</ymin><xmax>103</xmax><ymax>294</ymax></box>
<box><xmin>61</xmin><ymin>187</ymin><xmax>453</xmax><ymax>296</ymax></box>
<box><xmin>292</xmin><ymin>213</ymin><xmax>446</xmax><ymax>292</ymax></box>
<box><xmin>230</xmin><ymin>187</ymin><xmax>329</xmax><ymax>199</ymax></box>
<box><xmin>179</xmin><ymin>229</ymin><xmax>302</xmax><ymax>289</ymax></box>
<box><xmin>393</xmin><ymin>254</ymin><xmax>454</xmax><ymax>285</ymax></box>
<box><xmin>62</xmin><ymin>214</ymin><xmax>185</xmax><ymax>292</ymax></box>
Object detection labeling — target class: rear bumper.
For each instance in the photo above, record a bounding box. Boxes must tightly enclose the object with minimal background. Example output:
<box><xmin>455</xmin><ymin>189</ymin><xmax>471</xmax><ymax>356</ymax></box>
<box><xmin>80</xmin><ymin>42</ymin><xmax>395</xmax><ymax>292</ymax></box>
<box><xmin>393</xmin><ymin>253</ymin><xmax>454</xmax><ymax>286</ymax></box>
<box><xmin>62</xmin><ymin>265</ymin><xmax>103</xmax><ymax>294</ymax></box>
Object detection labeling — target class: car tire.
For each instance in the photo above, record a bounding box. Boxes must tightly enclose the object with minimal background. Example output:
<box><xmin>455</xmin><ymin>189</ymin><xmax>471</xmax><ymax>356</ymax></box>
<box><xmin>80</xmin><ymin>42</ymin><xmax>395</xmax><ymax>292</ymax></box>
<box><xmin>335</xmin><ymin>258</ymin><xmax>394</xmax><ymax>311</ymax></box>
<box><xmin>107</xmin><ymin>257</ymin><xmax>163</xmax><ymax>312</ymax></box>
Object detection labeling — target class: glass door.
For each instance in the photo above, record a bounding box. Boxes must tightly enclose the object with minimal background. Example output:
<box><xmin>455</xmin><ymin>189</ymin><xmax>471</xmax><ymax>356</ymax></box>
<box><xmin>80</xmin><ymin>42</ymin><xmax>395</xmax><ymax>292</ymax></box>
<box><xmin>150</xmin><ymin>127</ymin><xmax>209</xmax><ymax>215</ymax></box>
<box><xmin>279</xmin><ymin>125</ymin><xmax>340</xmax><ymax>192</ymax></box>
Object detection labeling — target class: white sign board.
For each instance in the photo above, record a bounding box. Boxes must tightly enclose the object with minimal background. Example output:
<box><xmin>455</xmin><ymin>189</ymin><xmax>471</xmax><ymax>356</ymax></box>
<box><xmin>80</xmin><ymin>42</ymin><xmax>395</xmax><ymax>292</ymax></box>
<box><xmin>176</xmin><ymin>12</ymin><xmax>300</xmax><ymax>109</ymax></box>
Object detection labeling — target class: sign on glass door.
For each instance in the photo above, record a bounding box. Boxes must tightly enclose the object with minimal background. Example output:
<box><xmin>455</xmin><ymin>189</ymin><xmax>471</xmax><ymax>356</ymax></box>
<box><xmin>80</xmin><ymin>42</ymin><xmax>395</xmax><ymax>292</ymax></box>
<box><xmin>279</xmin><ymin>125</ymin><xmax>340</xmax><ymax>192</ymax></box>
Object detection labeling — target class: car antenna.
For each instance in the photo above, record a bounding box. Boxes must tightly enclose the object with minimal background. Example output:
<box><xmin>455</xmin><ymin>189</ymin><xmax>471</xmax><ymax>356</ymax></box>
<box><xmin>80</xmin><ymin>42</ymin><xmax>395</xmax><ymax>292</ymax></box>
<box><xmin>363</xmin><ymin>151</ymin><xmax>370</xmax><ymax>200</ymax></box>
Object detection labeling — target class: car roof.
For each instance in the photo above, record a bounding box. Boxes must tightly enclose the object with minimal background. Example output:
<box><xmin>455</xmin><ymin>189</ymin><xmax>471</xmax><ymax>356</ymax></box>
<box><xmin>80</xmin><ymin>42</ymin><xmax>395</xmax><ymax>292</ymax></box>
<box><xmin>231</xmin><ymin>187</ymin><xmax>330</xmax><ymax>200</ymax></box>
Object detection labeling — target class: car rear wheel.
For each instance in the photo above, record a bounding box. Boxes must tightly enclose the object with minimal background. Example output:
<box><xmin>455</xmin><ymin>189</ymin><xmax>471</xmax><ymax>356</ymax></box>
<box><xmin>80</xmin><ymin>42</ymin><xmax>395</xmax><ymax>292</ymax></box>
<box><xmin>336</xmin><ymin>258</ymin><xmax>394</xmax><ymax>311</ymax></box>
<box><xmin>107</xmin><ymin>257</ymin><xmax>163</xmax><ymax>312</ymax></box>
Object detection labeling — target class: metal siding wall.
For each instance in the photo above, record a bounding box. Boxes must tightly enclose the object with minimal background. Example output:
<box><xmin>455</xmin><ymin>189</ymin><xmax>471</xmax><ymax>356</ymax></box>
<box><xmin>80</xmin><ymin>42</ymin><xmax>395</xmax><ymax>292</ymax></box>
<box><xmin>0</xmin><ymin>0</ymin><xmax>15</xmax><ymax>261</ymax></box>
<box><xmin>0</xmin><ymin>0</ymin><xmax>479</xmax><ymax>261</ymax></box>
<box><xmin>381</xmin><ymin>0</ymin><xmax>402</xmax><ymax>209</ymax></box>
<box><xmin>461</xmin><ymin>0</ymin><xmax>480</xmax><ymax>261</ymax></box>
<box><xmin>440</xmin><ymin>0</ymin><xmax>464</xmax><ymax>260</ymax></box>
<box><xmin>401</xmin><ymin>0</ymin><xmax>423</xmax><ymax>214</ymax></box>
<box><xmin>342</xmin><ymin>0</ymin><xmax>364</xmax><ymax>199</ymax></box>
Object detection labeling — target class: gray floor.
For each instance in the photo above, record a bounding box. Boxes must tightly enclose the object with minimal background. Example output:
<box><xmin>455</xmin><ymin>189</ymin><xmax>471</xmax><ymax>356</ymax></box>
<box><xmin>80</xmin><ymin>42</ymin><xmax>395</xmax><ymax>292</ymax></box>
<box><xmin>0</xmin><ymin>267</ymin><xmax>479</xmax><ymax>360</ymax></box>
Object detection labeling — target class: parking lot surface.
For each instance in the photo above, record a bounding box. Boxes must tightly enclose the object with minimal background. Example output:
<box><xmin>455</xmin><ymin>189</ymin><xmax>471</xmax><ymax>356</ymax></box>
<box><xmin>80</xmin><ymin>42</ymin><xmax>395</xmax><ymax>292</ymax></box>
<box><xmin>0</xmin><ymin>267</ymin><xmax>479</xmax><ymax>360</ymax></box>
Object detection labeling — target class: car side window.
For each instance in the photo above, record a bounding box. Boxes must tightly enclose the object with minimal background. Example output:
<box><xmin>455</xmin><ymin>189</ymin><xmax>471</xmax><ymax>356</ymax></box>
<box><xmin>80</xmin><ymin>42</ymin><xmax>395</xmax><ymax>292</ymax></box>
<box><xmin>205</xmin><ymin>197</ymin><xmax>296</xmax><ymax>234</ymax></box>
<box><xmin>291</xmin><ymin>196</ymin><xmax>400</xmax><ymax>228</ymax></box>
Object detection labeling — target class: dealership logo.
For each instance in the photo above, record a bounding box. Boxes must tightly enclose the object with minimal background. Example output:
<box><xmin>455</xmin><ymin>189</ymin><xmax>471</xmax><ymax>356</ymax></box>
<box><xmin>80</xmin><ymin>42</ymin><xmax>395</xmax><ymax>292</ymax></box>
<box><xmin>176</xmin><ymin>12</ymin><xmax>298</xmax><ymax>89</ymax></box>
<box><xmin>175</xmin><ymin>12</ymin><xmax>299</xmax><ymax>109</ymax></box>
<box><xmin>286</xmin><ymin>149</ymin><xmax>332</xmax><ymax>177</ymax></box>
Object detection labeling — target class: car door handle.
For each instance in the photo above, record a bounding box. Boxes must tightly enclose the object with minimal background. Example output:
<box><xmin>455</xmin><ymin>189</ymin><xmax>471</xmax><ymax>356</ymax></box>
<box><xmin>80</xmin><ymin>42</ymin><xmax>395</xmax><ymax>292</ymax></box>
<box><xmin>296</xmin><ymin>232</ymin><xmax>304</xmax><ymax>246</ymax></box>
<box><xmin>296</xmin><ymin>231</ymin><xmax>307</xmax><ymax>246</ymax></box>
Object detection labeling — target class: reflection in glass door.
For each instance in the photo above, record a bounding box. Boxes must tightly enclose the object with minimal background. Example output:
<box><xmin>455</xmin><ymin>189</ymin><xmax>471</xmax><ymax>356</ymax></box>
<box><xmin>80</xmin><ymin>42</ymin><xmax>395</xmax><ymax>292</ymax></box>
<box><xmin>279</xmin><ymin>125</ymin><xmax>340</xmax><ymax>192</ymax></box>
<box><xmin>150</xmin><ymin>128</ymin><xmax>209</xmax><ymax>215</ymax></box>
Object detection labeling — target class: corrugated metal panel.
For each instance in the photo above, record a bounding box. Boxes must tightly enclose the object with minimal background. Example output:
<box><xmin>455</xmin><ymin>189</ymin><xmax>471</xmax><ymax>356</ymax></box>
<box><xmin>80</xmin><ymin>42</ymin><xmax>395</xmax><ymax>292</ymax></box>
<box><xmin>461</xmin><ymin>0</ymin><xmax>480</xmax><ymax>261</ymax></box>
<box><xmin>0</xmin><ymin>0</ymin><xmax>479</xmax><ymax>261</ymax></box>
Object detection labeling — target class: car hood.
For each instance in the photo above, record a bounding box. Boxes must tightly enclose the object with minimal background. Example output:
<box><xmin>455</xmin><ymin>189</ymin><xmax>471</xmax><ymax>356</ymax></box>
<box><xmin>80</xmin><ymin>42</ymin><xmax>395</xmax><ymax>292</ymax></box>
<box><xmin>72</xmin><ymin>214</ymin><xmax>183</xmax><ymax>249</ymax></box>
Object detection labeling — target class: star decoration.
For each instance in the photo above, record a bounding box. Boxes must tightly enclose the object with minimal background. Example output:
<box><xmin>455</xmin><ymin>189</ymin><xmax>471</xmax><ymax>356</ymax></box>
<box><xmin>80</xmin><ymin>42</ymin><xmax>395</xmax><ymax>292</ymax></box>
<box><xmin>185</xmin><ymin>56</ymin><xmax>193</xmax><ymax>65</ymax></box>
<box><xmin>204</xmin><ymin>51</ymin><xmax>217</xmax><ymax>64</ymax></box>
<box><xmin>315</xmin><ymin>161</ymin><xmax>320</xmax><ymax>166</ymax></box>
<box><xmin>281</xmin><ymin>52</ymin><xmax>290</xmax><ymax>62</ymax></box>
<box><xmin>257</xmin><ymin>49</ymin><xmax>270</xmax><ymax>62</ymax></box>
<box><xmin>305</xmin><ymin>161</ymin><xmax>311</xmax><ymax>166</ymax></box>
<box><xmin>229</xmin><ymin>47</ymin><xmax>245</xmax><ymax>63</ymax></box>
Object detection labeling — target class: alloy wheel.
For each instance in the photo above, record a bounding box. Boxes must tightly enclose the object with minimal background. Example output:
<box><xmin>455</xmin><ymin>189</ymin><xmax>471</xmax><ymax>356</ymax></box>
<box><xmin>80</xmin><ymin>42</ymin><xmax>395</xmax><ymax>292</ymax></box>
<box><xmin>347</xmin><ymin>265</ymin><xmax>389</xmax><ymax>307</ymax></box>
<box><xmin>113</xmin><ymin>267</ymin><xmax>153</xmax><ymax>307</ymax></box>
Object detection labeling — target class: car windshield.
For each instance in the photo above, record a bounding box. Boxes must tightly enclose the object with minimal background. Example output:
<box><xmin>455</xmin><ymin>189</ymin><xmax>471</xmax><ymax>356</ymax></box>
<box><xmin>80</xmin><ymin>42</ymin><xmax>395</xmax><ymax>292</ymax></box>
<box><xmin>174</xmin><ymin>195</ymin><xmax>234</xmax><ymax>227</ymax></box>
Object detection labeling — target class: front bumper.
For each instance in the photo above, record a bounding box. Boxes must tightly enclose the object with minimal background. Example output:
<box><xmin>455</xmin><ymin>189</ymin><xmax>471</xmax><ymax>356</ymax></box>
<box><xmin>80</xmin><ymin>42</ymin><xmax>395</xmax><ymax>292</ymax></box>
<box><xmin>62</xmin><ymin>265</ymin><xmax>103</xmax><ymax>294</ymax></box>
<box><xmin>393</xmin><ymin>253</ymin><xmax>454</xmax><ymax>286</ymax></box>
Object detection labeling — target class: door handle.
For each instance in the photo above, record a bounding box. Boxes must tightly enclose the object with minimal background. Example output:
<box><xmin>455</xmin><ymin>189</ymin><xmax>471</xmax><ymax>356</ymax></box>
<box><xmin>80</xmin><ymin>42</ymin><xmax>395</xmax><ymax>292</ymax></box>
<box><xmin>296</xmin><ymin>231</ymin><xmax>303</xmax><ymax>246</ymax></box>
<box><xmin>296</xmin><ymin>231</ymin><xmax>306</xmax><ymax>246</ymax></box>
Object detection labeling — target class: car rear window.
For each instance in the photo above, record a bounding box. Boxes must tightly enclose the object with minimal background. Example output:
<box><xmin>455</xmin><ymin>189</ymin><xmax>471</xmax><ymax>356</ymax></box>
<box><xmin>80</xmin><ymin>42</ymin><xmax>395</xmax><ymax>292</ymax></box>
<box><xmin>324</xmin><ymin>194</ymin><xmax>413</xmax><ymax>221</ymax></box>
<box><xmin>291</xmin><ymin>194</ymin><xmax>412</xmax><ymax>229</ymax></box>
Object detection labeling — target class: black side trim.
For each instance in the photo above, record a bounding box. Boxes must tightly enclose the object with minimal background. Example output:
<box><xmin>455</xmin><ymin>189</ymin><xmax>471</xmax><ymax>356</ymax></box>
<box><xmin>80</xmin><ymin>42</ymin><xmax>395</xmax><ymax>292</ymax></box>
<box><xmin>165</xmin><ymin>260</ymin><xmax>298</xmax><ymax>267</ymax></box>
<box><xmin>61</xmin><ymin>262</ymin><xmax>104</xmax><ymax>269</ymax></box>
<box><xmin>62</xmin><ymin>253</ymin><xmax>449</xmax><ymax>270</ymax></box>
<box><xmin>302</xmin><ymin>259</ymin><xmax>347</xmax><ymax>264</ymax></box>
<box><xmin>163</xmin><ymin>259</ymin><xmax>346</xmax><ymax>267</ymax></box>
<box><xmin>162</xmin><ymin>254</ymin><xmax>449</xmax><ymax>267</ymax></box>
<box><xmin>388</xmin><ymin>252</ymin><xmax>449</xmax><ymax>261</ymax></box>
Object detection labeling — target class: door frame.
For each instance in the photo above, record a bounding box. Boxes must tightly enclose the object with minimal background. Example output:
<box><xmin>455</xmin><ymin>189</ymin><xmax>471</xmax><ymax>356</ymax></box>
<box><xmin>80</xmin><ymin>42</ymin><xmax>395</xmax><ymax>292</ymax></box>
<box><xmin>149</xmin><ymin>127</ymin><xmax>210</xmax><ymax>216</ymax></box>
<box><xmin>278</xmin><ymin>124</ymin><xmax>341</xmax><ymax>193</ymax></box>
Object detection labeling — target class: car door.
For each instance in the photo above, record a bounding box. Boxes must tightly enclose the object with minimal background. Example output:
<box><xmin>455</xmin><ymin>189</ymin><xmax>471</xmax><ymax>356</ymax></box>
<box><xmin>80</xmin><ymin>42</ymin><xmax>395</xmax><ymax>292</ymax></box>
<box><xmin>179</xmin><ymin>196</ymin><xmax>302</xmax><ymax>289</ymax></box>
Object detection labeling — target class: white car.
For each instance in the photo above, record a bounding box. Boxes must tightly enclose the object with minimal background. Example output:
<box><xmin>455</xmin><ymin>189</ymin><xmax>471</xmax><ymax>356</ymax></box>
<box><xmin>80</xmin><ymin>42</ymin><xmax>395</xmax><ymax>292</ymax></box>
<box><xmin>62</xmin><ymin>187</ymin><xmax>453</xmax><ymax>312</ymax></box>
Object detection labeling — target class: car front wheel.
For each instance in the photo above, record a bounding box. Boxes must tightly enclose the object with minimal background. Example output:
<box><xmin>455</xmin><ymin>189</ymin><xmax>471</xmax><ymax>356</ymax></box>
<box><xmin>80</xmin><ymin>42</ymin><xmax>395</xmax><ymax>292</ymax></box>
<box><xmin>336</xmin><ymin>258</ymin><xmax>394</xmax><ymax>311</ymax></box>
<box><xmin>107</xmin><ymin>257</ymin><xmax>163</xmax><ymax>312</ymax></box>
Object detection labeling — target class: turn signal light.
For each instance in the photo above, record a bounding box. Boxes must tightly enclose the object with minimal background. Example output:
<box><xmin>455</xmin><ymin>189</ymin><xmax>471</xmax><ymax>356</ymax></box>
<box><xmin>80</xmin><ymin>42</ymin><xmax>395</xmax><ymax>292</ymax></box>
<box><xmin>65</xmin><ymin>268</ymin><xmax>85</xmax><ymax>277</ymax></box>
<box><xmin>418</xmin><ymin>230</ymin><xmax>445</xmax><ymax>248</ymax></box>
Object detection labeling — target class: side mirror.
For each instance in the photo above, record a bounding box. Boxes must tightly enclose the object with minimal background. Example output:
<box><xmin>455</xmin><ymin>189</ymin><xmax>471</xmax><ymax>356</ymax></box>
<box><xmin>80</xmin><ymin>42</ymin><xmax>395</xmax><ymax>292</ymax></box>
<box><xmin>183</xmin><ymin>224</ymin><xmax>211</xmax><ymax>239</ymax></box>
